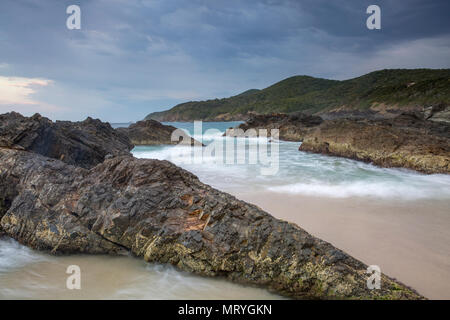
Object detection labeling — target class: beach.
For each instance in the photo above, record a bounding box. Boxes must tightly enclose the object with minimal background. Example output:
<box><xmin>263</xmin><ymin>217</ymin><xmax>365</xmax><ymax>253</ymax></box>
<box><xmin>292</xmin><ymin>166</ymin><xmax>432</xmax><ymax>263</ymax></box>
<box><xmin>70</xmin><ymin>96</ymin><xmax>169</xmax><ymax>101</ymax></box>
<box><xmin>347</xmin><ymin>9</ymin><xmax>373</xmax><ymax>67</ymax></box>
<box><xmin>1</xmin><ymin>121</ymin><xmax>449</xmax><ymax>299</ymax></box>
<box><xmin>240</xmin><ymin>193</ymin><xmax>450</xmax><ymax>299</ymax></box>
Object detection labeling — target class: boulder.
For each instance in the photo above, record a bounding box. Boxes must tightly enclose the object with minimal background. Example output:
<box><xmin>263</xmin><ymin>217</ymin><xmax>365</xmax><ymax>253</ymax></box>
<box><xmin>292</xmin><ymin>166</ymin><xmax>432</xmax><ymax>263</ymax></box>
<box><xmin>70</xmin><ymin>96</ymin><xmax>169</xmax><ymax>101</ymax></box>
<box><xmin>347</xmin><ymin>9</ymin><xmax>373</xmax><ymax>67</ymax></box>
<box><xmin>0</xmin><ymin>147</ymin><xmax>422</xmax><ymax>299</ymax></box>
<box><xmin>117</xmin><ymin>120</ymin><xmax>201</xmax><ymax>146</ymax></box>
<box><xmin>0</xmin><ymin>112</ymin><xmax>133</xmax><ymax>169</ymax></box>
<box><xmin>226</xmin><ymin>113</ymin><xmax>323</xmax><ymax>141</ymax></box>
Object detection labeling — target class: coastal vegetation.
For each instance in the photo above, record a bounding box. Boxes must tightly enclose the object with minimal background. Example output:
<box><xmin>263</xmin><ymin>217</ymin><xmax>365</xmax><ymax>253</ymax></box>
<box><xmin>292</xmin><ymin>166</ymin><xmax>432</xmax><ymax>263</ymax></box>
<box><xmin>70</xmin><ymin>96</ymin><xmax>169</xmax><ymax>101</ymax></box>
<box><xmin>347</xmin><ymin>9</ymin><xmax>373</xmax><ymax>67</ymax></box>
<box><xmin>146</xmin><ymin>69</ymin><xmax>450</xmax><ymax>121</ymax></box>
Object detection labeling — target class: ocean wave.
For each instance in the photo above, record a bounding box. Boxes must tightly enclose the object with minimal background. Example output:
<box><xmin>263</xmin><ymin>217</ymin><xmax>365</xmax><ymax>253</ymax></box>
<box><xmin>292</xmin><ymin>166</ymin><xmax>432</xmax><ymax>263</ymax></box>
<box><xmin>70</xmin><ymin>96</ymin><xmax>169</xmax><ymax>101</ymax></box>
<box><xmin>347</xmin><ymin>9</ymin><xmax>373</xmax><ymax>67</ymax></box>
<box><xmin>267</xmin><ymin>178</ymin><xmax>450</xmax><ymax>200</ymax></box>
<box><xmin>0</xmin><ymin>238</ymin><xmax>48</xmax><ymax>273</ymax></box>
<box><xmin>132</xmin><ymin>140</ymin><xmax>450</xmax><ymax>201</ymax></box>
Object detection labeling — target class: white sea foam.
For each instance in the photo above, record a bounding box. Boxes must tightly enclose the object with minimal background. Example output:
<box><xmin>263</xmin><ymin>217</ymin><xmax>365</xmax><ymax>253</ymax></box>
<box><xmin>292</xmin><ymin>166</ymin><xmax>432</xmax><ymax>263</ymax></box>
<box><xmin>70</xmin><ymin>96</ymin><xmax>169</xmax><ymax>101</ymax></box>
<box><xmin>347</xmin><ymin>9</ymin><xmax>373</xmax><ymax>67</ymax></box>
<box><xmin>133</xmin><ymin>138</ymin><xmax>450</xmax><ymax>200</ymax></box>
<box><xmin>132</xmin><ymin>122</ymin><xmax>450</xmax><ymax>201</ymax></box>
<box><xmin>0</xmin><ymin>238</ymin><xmax>48</xmax><ymax>273</ymax></box>
<box><xmin>267</xmin><ymin>178</ymin><xmax>450</xmax><ymax>200</ymax></box>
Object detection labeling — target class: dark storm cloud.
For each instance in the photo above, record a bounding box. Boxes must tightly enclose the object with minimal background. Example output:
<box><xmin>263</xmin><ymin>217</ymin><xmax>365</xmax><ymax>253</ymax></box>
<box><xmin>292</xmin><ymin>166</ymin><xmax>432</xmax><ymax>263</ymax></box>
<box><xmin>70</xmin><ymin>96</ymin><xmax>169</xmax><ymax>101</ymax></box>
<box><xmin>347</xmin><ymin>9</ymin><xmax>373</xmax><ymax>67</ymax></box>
<box><xmin>0</xmin><ymin>0</ymin><xmax>449</xmax><ymax>121</ymax></box>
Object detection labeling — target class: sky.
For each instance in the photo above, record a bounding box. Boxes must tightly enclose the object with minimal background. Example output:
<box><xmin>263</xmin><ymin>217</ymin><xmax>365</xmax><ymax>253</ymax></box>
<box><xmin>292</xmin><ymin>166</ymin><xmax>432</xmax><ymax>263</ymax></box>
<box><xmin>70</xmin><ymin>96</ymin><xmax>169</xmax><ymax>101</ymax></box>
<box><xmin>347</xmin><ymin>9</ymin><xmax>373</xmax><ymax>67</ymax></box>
<box><xmin>0</xmin><ymin>0</ymin><xmax>449</xmax><ymax>122</ymax></box>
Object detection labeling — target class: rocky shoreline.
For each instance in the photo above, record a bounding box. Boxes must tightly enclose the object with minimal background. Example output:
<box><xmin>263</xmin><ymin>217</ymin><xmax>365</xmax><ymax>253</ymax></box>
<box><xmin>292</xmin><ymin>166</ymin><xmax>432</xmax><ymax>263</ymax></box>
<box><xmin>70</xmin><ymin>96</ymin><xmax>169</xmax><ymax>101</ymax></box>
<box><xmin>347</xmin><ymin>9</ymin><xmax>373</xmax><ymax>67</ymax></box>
<box><xmin>300</xmin><ymin>113</ymin><xmax>450</xmax><ymax>174</ymax></box>
<box><xmin>231</xmin><ymin>112</ymin><xmax>450</xmax><ymax>174</ymax></box>
<box><xmin>0</xmin><ymin>112</ymin><xmax>423</xmax><ymax>299</ymax></box>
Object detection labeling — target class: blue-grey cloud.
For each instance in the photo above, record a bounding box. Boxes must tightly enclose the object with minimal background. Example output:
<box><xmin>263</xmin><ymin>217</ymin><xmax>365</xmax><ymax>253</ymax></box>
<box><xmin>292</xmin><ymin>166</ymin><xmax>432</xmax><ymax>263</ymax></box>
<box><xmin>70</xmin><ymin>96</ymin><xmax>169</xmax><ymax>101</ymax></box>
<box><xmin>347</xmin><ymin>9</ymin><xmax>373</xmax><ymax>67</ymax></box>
<box><xmin>0</xmin><ymin>0</ymin><xmax>449</xmax><ymax>121</ymax></box>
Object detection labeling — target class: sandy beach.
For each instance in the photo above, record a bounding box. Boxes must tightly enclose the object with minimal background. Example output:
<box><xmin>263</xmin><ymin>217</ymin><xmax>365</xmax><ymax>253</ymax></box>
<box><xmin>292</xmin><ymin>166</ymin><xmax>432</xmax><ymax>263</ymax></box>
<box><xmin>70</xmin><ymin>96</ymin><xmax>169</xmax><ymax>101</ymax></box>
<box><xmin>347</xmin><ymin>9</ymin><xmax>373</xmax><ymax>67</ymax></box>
<box><xmin>239</xmin><ymin>192</ymin><xmax>450</xmax><ymax>299</ymax></box>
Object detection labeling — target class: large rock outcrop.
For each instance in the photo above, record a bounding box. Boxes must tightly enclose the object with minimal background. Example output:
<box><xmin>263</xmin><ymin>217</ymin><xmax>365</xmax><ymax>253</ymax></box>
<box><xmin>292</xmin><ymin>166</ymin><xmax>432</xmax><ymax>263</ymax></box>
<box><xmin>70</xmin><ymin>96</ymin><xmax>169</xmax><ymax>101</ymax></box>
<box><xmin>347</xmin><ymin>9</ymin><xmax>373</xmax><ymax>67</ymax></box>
<box><xmin>0</xmin><ymin>112</ymin><xmax>133</xmax><ymax>169</ymax></box>
<box><xmin>300</xmin><ymin>113</ymin><xmax>450</xmax><ymax>174</ymax></box>
<box><xmin>231</xmin><ymin>112</ymin><xmax>449</xmax><ymax>174</ymax></box>
<box><xmin>0</xmin><ymin>147</ymin><xmax>422</xmax><ymax>299</ymax></box>
<box><xmin>116</xmin><ymin>120</ymin><xmax>200</xmax><ymax>146</ymax></box>
<box><xmin>227</xmin><ymin>113</ymin><xmax>323</xmax><ymax>141</ymax></box>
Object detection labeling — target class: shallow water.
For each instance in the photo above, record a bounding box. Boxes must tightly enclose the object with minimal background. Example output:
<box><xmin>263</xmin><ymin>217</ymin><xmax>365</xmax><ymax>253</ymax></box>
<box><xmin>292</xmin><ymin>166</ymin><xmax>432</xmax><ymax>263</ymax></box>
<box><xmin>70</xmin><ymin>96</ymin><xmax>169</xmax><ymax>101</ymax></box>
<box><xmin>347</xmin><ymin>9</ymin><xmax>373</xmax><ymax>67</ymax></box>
<box><xmin>0</xmin><ymin>238</ymin><xmax>282</xmax><ymax>300</ymax></box>
<box><xmin>1</xmin><ymin>121</ymin><xmax>449</xmax><ymax>299</ymax></box>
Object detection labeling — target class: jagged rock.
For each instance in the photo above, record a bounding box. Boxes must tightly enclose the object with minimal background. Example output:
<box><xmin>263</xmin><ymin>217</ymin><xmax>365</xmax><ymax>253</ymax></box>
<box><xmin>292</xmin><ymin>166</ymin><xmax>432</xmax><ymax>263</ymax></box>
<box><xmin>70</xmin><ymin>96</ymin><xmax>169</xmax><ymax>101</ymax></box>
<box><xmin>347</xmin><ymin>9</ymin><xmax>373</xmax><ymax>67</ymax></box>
<box><xmin>226</xmin><ymin>113</ymin><xmax>323</xmax><ymax>141</ymax></box>
<box><xmin>0</xmin><ymin>112</ymin><xmax>133</xmax><ymax>169</ymax></box>
<box><xmin>300</xmin><ymin>115</ymin><xmax>450</xmax><ymax>174</ymax></box>
<box><xmin>0</xmin><ymin>147</ymin><xmax>422</xmax><ymax>299</ymax></box>
<box><xmin>116</xmin><ymin>120</ymin><xmax>201</xmax><ymax>146</ymax></box>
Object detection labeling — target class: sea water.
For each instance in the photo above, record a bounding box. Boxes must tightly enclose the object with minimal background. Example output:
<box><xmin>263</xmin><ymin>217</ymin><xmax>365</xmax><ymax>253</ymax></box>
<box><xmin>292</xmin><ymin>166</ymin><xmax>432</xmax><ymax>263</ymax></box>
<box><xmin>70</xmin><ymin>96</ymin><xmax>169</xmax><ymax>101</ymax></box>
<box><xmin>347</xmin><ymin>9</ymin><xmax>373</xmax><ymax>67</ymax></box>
<box><xmin>132</xmin><ymin>121</ymin><xmax>450</xmax><ymax>201</ymax></box>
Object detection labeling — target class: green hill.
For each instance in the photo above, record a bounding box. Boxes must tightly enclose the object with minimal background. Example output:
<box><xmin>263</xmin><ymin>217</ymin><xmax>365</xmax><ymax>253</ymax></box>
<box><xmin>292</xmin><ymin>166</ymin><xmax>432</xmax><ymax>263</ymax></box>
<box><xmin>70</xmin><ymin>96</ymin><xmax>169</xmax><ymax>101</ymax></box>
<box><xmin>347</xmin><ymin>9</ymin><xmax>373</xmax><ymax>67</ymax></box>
<box><xmin>145</xmin><ymin>69</ymin><xmax>450</xmax><ymax>121</ymax></box>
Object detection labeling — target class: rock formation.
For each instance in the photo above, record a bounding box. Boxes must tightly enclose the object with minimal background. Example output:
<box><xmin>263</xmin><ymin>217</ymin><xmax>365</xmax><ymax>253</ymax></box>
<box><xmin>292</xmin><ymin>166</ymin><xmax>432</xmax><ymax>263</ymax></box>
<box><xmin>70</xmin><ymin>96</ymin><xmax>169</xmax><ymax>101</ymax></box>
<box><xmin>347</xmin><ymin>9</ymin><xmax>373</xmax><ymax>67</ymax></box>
<box><xmin>234</xmin><ymin>111</ymin><xmax>449</xmax><ymax>174</ymax></box>
<box><xmin>226</xmin><ymin>113</ymin><xmax>323</xmax><ymax>141</ymax></box>
<box><xmin>300</xmin><ymin>113</ymin><xmax>450</xmax><ymax>174</ymax></box>
<box><xmin>116</xmin><ymin>120</ymin><xmax>201</xmax><ymax>146</ymax></box>
<box><xmin>0</xmin><ymin>112</ymin><xmax>133</xmax><ymax>169</ymax></box>
<box><xmin>0</xmin><ymin>146</ymin><xmax>422</xmax><ymax>299</ymax></box>
<box><xmin>423</xmin><ymin>103</ymin><xmax>450</xmax><ymax>124</ymax></box>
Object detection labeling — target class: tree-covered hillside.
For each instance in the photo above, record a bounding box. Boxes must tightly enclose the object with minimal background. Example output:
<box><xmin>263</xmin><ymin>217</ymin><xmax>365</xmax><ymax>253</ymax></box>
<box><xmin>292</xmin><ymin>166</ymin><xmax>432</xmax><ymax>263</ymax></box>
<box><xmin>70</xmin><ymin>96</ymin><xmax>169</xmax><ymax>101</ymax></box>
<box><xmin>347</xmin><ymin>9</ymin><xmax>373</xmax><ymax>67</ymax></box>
<box><xmin>145</xmin><ymin>69</ymin><xmax>450</xmax><ymax>121</ymax></box>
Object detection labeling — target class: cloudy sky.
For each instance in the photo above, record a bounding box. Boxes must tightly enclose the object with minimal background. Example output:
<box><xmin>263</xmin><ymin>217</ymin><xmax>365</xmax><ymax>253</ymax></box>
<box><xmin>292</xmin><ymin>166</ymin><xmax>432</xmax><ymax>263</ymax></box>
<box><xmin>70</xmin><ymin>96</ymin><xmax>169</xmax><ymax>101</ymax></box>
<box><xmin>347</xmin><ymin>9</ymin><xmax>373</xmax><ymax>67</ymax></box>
<box><xmin>0</xmin><ymin>0</ymin><xmax>449</xmax><ymax>122</ymax></box>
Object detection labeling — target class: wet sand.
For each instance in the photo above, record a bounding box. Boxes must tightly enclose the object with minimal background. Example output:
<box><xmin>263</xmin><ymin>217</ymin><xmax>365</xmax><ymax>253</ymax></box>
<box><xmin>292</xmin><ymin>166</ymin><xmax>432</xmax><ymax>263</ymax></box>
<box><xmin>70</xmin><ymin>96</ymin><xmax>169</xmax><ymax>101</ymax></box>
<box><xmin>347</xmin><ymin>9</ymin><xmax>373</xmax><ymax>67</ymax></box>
<box><xmin>240</xmin><ymin>192</ymin><xmax>450</xmax><ymax>299</ymax></box>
